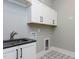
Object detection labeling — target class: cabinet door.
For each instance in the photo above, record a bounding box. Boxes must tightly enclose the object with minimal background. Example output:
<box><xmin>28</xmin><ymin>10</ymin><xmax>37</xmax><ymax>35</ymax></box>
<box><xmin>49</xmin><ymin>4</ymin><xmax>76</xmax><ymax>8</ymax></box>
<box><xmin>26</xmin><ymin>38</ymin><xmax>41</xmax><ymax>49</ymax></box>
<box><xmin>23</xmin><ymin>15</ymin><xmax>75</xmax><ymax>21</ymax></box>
<box><xmin>21</xmin><ymin>43</ymin><xmax>36</xmax><ymax>59</ymax></box>
<box><xmin>31</xmin><ymin>0</ymin><xmax>42</xmax><ymax>23</ymax></box>
<box><xmin>49</xmin><ymin>9</ymin><xmax>57</xmax><ymax>25</ymax></box>
<box><xmin>41</xmin><ymin>3</ymin><xmax>54</xmax><ymax>25</ymax></box>
<box><xmin>49</xmin><ymin>9</ymin><xmax>56</xmax><ymax>25</ymax></box>
<box><xmin>53</xmin><ymin>11</ymin><xmax>57</xmax><ymax>25</ymax></box>
<box><xmin>3</xmin><ymin>48</ymin><xmax>18</xmax><ymax>59</ymax></box>
<box><xmin>41</xmin><ymin>3</ymin><xmax>48</xmax><ymax>24</ymax></box>
<box><xmin>44</xmin><ymin>6</ymin><xmax>53</xmax><ymax>25</ymax></box>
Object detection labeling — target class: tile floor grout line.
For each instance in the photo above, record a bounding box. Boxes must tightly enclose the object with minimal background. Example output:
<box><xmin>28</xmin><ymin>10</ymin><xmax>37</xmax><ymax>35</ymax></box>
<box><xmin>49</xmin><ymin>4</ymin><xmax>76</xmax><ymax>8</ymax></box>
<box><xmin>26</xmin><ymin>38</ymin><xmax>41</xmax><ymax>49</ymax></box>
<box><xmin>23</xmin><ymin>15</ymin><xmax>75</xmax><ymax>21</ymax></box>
<box><xmin>39</xmin><ymin>50</ymin><xmax>75</xmax><ymax>59</ymax></box>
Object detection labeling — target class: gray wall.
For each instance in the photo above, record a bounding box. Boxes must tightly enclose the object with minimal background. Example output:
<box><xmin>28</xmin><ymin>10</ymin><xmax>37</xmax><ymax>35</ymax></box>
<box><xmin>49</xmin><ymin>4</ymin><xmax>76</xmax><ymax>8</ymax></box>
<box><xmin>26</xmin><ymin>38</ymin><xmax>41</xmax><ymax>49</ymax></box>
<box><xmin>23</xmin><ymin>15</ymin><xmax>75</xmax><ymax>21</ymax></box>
<box><xmin>51</xmin><ymin>0</ymin><xmax>75</xmax><ymax>52</ymax></box>
<box><xmin>3</xmin><ymin>0</ymin><xmax>53</xmax><ymax>53</ymax></box>
<box><xmin>3</xmin><ymin>0</ymin><xmax>31</xmax><ymax>40</ymax></box>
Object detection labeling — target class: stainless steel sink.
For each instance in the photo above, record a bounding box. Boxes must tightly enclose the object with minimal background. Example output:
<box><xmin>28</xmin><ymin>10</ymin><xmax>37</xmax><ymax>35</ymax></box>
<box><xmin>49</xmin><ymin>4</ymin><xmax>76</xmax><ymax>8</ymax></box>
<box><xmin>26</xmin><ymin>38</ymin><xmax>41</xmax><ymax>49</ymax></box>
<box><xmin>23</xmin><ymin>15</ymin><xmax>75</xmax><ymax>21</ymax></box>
<box><xmin>3</xmin><ymin>38</ymin><xmax>36</xmax><ymax>49</ymax></box>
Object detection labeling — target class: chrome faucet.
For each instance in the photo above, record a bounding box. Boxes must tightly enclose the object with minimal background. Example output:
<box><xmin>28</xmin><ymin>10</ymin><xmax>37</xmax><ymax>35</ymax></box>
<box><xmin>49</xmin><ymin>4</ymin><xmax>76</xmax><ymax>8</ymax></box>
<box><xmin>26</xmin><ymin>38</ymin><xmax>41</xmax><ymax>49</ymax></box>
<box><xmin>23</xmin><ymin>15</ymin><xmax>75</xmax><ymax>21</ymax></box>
<box><xmin>10</xmin><ymin>31</ymin><xmax>17</xmax><ymax>40</ymax></box>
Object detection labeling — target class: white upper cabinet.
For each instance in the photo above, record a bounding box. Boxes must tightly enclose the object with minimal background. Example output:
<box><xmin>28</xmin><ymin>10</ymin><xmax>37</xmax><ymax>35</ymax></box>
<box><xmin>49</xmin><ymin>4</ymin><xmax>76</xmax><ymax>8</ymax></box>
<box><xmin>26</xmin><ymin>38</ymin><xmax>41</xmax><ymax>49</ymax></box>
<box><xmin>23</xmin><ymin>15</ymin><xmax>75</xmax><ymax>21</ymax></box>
<box><xmin>6</xmin><ymin>0</ymin><xmax>32</xmax><ymax>7</ymax></box>
<box><xmin>27</xmin><ymin>0</ymin><xmax>57</xmax><ymax>26</ymax></box>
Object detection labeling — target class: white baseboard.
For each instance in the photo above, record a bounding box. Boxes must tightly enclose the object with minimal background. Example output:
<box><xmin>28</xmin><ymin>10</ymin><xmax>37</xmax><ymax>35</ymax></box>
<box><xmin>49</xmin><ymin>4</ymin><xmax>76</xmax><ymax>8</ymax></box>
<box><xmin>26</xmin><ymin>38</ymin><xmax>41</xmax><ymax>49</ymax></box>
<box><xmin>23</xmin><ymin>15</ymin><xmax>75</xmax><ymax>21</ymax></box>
<box><xmin>51</xmin><ymin>47</ymin><xmax>75</xmax><ymax>57</ymax></box>
<box><xmin>37</xmin><ymin>46</ymin><xmax>75</xmax><ymax>59</ymax></box>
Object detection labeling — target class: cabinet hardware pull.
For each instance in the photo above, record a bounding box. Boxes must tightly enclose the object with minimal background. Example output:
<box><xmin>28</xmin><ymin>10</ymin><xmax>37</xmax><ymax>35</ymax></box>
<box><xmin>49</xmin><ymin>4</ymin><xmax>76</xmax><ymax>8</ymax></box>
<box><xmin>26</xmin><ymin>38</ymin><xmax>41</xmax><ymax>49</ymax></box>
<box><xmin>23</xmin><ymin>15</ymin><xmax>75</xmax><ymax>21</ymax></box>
<box><xmin>53</xmin><ymin>20</ymin><xmax>55</xmax><ymax>24</ymax></box>
<box><xmin>16</xmin><ymin>49</ymin><xmax>18</xmax><ymax>59</ymax></box>
<box><xmin>40</xmin><ymin>16</ymin><xmax>43</xmax><ymax>22</ymax></box>
<box><xmin>20</xmin><ymin>48</ymin><xmax>22</xmax><ymax>58</ymax></box>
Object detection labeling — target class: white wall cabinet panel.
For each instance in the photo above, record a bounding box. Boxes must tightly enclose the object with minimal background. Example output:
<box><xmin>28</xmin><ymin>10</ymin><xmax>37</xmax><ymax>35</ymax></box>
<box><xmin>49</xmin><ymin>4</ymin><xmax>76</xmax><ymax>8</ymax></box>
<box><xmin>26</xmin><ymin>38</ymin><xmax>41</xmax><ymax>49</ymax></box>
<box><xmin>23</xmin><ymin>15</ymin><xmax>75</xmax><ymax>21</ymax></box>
<box><xmin>31</xmin><ymin>0</ymin><xmax>42</xmax><ymax>23</ymax></box>
<box><xmin>22</xmin><ymin>43</ymin><xmax>36</xmax><ymax>59</ymax></box>
<box><xmin>27</xmin><ymin>0</ymin><xmax>57</xmax><ymax>26</ymax></box>
<box><xmin>3</xmin><ymin>51</ymin><xmax>17</xmax><ymax>59</ymax></box>
<box><xmin>3</xmin><ymin>47</ymin><xmax>18</xmax><ymax>59</ymax></box>
<box><xmin>41</xmin><ymin>2</ymin><xmax>57</xmax><ymax>25</ymax></box>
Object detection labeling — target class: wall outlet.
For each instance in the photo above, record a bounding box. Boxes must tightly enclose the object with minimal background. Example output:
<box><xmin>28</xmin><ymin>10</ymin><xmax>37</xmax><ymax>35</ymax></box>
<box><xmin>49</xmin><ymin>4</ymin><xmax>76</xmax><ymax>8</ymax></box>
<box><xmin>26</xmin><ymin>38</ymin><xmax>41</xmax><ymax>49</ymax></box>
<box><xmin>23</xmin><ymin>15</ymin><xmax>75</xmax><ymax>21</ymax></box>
<box><xmin>31</xmin><ymin>32</ymin><xmax>37</xmax><ymax>39</ymax></box>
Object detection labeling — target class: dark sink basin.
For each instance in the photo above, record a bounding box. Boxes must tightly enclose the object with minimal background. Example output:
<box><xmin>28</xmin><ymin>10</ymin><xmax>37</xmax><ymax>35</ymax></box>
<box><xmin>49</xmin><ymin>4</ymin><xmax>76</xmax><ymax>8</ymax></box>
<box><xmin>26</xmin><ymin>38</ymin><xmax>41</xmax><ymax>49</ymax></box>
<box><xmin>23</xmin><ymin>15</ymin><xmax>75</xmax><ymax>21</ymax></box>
<box><xmin>3</xmin><ymin>38</ymin><xmax>36</xmax><ymax>49</ymax></box>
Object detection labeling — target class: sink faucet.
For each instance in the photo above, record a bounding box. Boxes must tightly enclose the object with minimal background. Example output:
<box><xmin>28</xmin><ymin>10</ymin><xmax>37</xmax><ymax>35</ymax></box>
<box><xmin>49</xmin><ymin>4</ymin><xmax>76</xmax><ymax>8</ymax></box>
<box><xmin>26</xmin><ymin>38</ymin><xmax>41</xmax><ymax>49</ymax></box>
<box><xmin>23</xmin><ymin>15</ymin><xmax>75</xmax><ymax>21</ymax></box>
<box><xmin>10</xmin><ymin>31</ymin><xmax>17</xmax><ymax>40</ymax></box>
